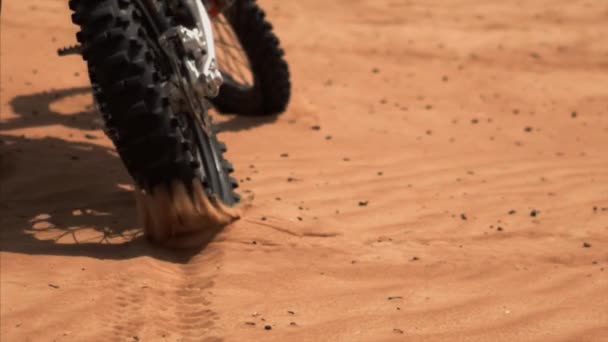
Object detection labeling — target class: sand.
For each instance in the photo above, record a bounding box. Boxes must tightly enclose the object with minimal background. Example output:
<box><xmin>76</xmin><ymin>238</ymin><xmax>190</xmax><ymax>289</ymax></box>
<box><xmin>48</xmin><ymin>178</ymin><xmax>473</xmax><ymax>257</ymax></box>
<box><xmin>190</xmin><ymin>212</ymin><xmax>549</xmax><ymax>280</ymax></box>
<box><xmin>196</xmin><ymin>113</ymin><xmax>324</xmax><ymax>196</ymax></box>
<box><xmin>1</xmin><ymin>0</ymin><xmax>607</xmax><ymax>341</ymax></box>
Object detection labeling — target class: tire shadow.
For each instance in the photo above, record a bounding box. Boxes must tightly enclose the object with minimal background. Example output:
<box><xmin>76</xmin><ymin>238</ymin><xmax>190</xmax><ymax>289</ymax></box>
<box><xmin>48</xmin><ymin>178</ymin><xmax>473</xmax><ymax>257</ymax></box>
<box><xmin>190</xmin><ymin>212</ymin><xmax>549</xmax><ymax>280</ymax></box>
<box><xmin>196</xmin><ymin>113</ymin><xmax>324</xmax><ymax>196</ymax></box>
<box><xmin>214</xmin><ymin>113</ymin><xmax>280</xmax><ymax>133</ymax></box>
<box><xmin>0</xmin><ymin>87</ymin><xmax>205</xmax><ymax>263</ymax></box>
<box><xmin>5</xmin><ymin>86</ymin><xmax>100</xmax><ymax>131</ymax></box>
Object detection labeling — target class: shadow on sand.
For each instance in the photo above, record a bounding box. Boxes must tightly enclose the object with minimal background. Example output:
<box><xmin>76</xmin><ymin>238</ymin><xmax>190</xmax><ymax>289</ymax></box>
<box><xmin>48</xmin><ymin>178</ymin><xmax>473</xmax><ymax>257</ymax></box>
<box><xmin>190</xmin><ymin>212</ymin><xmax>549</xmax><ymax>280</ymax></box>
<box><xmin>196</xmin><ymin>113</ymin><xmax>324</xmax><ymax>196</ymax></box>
<box><xmin>1</xmin><ymin>87</ymin><xmax>273</xmax><ymax>262</ymax></box>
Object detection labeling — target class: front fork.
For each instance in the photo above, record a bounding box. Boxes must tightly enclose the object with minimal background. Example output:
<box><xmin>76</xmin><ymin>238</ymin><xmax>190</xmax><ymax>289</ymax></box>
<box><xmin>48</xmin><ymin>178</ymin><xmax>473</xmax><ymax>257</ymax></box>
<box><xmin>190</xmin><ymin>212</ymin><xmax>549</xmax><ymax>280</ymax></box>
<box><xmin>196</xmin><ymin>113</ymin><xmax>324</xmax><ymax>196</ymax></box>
<box><xmin>163</xmin><ymin>0</ymin><xmax>223</xmax><ymax>98</ymax></box>
<box><xmin>60</xmin><ymin>0</ymin><xmax>232</xmax><ymax>136</ymax></box>
<box><xmin>58</xmin><ymin>0</ymin><xmax>233</xmax><ymax>56</ymax></box>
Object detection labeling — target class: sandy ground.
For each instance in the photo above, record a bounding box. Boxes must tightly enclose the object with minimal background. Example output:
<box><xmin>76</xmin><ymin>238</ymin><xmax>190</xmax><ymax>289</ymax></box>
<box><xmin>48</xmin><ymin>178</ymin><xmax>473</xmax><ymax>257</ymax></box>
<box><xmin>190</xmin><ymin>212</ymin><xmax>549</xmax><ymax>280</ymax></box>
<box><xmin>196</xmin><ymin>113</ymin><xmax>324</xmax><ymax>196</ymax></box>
<box><xmin>2</xmin><ymin>0</ymin><xmax>608</xmax><ymax>341</ymax></box>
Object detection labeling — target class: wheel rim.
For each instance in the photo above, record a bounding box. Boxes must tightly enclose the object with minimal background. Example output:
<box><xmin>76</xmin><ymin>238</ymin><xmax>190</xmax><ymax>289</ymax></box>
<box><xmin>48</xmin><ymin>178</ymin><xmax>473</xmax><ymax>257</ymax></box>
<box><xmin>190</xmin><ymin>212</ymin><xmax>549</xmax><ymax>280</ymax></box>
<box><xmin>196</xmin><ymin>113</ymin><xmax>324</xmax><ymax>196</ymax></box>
<box><xmin>190</xmin><ymin>114</ymin><xmax>236</xmax><ymax>206</ymax></box>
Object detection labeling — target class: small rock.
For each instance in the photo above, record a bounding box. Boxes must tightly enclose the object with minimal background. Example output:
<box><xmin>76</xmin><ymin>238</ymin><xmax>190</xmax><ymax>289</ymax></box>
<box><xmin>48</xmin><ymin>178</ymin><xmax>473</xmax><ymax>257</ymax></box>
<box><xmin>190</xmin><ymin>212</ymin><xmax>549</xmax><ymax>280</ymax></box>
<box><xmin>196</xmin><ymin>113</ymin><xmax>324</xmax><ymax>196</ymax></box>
<box><xmin>388</xmin><ymin>296</ymin><xmax>402</xmax><ymax>300</ymax></box>
<box><xmin>372</xmin><ymin>68</ymin><xmax>380</xmax><ymax>74</ymax></box>
<box><xmin>32</xmin><ymin>221</ymin><xmax>55</xmax><ymax>230</ymax></box>
<box><xmin>70</xmin><ymin>155</ymin><xmax>80</xmax><ymax>161</ymax></box>
<box><xmin>393</xmin><ymin>328</ymin><xmax>404</xmax><ymax>334</ymax></box>
<box><xmin>289</xmin><ymin>322</ymin><xmax>297</xmax><ymax>326</ymax></box>
<box><xmin>325</xmin><ymin>135</ymin><xmax>332</xmax><ymax>140</ymax></box>
<box><xmin>460</xmin><ymin>213</ymin><xmax>468</xmax><ymax>220</ymax></box>
<box><xmin>32</xmin><ymin>213</ymin><xmax>51</xmax><ymax>221</ymax></box>
<box><xmin>530</xmin><ymin>209</ymin><xmax>538</xmax><ymax>217</ymax></box>
<box><xmin>411</xmin><ymin>256</ymin><xmax>419</xmax><ymax>261</ymax></box>
<box><xmin>508</xmin><ymin>210</ymin><xmax>516</xmax><ymax>215</ymax></box>
<box><xmin>280</xmin><ymin>153</ymin><xmax>289</xmax><ymax>158</ymax></box>
<box><xmin>84</xmin><ymin>134</ymin><xmax>97</xmax><ymax>140</ymax></box>
<box><xmin>524</xmin><ymin>126</ymin><xmax>533</xmax><ymax>132</ymax></box>
<box><xmin>358</xmin><ymin>201</ymin><xmax>369</xmax><ymax>207</ymax></box>
<box><xmin>311</xmin><ymin>125</ymin><xmax>321</xmax><ymax>131</ymax></box>
<box><xmin>571</xmin><ymin>111</ymin><xmax>577</xmax><ymax>118</ymax></box>
<box><xmin>264</xmin><ymin>325</ymin><xmax>272</xmax><ymax>331</ymax></box>
<box><xmin>583</xmin><ymin>242</ymin><xmax>592</xmax><ymax>248</ymax></box>
<box><xmin>471</xmin><ymin>118</ymin><xmax>479</xmax><ymax>124</ymax></box>
<box><xmin>48</xmin><ymin>283</ymin><xmax>59</xmax><ymax>289</ymax></box>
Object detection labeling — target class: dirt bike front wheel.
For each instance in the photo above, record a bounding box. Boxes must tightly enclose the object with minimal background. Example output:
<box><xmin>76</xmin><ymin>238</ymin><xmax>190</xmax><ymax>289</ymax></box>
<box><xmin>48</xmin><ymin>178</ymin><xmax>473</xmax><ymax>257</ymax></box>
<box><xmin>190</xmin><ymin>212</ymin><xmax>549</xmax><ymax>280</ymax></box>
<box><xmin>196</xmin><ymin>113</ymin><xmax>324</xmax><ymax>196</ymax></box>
<box><xmin>69</xmin><ymin>0</ymin><xmax>240</xmax><ymax>242</ymax></box>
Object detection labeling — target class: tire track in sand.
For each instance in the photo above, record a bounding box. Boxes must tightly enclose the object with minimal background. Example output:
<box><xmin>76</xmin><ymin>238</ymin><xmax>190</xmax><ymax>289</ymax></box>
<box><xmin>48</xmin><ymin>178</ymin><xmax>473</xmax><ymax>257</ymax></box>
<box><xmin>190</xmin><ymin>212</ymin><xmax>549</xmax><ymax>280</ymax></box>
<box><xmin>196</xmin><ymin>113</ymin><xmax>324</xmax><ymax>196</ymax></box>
<box><xmin>98</xmin><ymin>249</ymin><xmax>223</xmax><ymax>341</ymax></box>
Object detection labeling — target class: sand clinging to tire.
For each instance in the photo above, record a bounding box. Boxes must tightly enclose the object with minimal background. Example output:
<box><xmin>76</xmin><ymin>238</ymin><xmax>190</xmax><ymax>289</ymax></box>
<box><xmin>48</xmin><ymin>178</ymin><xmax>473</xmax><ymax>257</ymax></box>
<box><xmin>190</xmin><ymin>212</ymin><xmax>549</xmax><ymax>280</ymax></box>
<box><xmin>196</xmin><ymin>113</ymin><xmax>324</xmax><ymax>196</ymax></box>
<box><xmin>135</xmin><ymin>180</ymin><xmax>240</xmax><ymax>248</ymax></box>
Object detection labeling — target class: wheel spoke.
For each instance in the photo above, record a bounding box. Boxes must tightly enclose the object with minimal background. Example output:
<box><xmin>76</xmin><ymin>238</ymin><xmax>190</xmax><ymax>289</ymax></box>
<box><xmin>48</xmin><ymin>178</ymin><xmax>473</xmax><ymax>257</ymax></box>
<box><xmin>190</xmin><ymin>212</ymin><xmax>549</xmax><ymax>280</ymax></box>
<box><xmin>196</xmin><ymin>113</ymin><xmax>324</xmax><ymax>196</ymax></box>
<box><xmin>212</xmin><ymin>14</ymin><xmax>253</xmax><ymax>86</ymax></box>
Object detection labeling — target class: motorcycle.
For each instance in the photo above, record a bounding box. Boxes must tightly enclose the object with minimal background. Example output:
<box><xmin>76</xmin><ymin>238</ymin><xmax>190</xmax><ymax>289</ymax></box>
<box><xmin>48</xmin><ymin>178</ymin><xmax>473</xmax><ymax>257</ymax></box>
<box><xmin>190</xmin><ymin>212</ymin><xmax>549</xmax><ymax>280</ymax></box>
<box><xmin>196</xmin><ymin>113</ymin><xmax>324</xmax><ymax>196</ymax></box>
<box><xmin>60</xmin><ymin>0</ymin><xmax>290</xmax><ymax>244</ymax></box>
